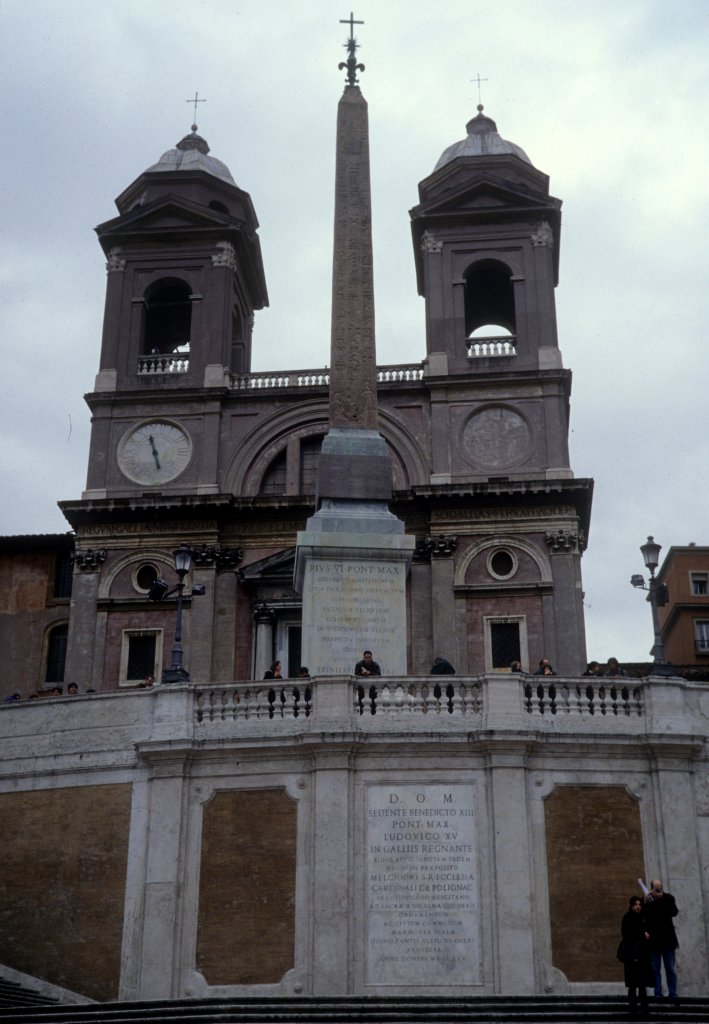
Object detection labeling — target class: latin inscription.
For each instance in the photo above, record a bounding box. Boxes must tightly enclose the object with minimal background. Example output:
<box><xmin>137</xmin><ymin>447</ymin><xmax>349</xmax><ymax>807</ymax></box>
<box><xmin>366</xmin><ymin>784</ymin><xmax>480</xmax><ymax>986</ymax></box>
<box><xmin>305</xmin><ymin>560</ymin><xmax>404</xmax><ymax>674</ymax></box>
<box><xmin>431</xmin><ymin>505</ymin><xmax>573</xmax><ymax>523</ymax></box>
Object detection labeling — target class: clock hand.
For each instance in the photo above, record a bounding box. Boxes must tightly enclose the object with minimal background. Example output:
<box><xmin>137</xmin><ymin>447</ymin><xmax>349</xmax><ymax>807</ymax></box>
<box><xmin>148</xmin><ymin>435</ymin><xmax>161</xmax><ymax>470</ymax></box>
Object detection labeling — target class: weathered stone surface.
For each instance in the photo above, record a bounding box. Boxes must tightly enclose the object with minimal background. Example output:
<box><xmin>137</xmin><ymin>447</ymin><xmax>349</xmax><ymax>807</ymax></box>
<box><xmin>329</xmin><ymin>87</ymin><xmax>377</xmax><ymax>433</ymax></box>
<box><xmin>197</xmin><ymin>788</ymin><xmax>297</xmax><ymax>985</ymax></box>
<box><xmin>544</xmin><ymin>785</ymin><xmax>644</xmax><ymax>983</ymax></box>
<box><xmin>0</xmin><ymin>784</ymin><xmax>131</xmax><ymax>1000</ymax></box>
<box><xmin>366</xmin><ymin>783</ymin><xmax>480</xmax><ymax>986</ymax></box>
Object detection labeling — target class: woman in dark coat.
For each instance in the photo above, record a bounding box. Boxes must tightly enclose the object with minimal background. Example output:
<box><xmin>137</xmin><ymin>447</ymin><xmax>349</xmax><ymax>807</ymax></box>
<box><xmin>621</xmin><ymin>895</ymin><xmax>653</xmax><ymax>1017</ymax></box>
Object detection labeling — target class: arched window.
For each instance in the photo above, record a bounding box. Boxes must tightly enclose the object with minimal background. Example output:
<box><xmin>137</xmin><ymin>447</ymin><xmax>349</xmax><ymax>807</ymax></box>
<box><xmin>464</xmin><ymin>261</ymin><xmax>515</xmax><ymax>338</ymax></box>
<box><xmin>45</xmin><ymin>624</ymin><xmax>68</xmax><ymax>683</ymax></box>
<box><xmin>260</xmin><ymin>449</ymin><xmax>287</xmax><ymax>496</ymax></box>
<box><xmin>142</xmin><ymin>279</ymin><xmax>192</xmax><ymax>354</ymax></box>
<box><xmin>299</xmin><ymin>436</ymin><xmax>324</xmax><ymax>494</ymax></box>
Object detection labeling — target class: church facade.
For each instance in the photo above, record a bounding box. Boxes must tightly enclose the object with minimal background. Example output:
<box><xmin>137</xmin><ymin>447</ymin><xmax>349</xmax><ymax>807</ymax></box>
<box><xmin>53</xmin><ymin>99</ymin><xmax>591</xmax><ymax>692</ymax></box>
<box><xmin>1</xmin><ymin>58</ymin><xmax>708</xmax><ymax>1008</ymax></box>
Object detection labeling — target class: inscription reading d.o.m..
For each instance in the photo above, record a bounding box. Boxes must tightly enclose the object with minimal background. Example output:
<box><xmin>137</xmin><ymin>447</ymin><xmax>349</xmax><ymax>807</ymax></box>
<box><xmin>366</xmin><ymin>783</ymin><xmax>481</xmax><ymax>987</ymax></box>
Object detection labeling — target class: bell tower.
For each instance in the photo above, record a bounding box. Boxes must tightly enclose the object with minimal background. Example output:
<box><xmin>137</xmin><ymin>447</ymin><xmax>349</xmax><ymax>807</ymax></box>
<box><xmin>84</xmin><ymin>127</ymin><xmax>268</xmax><ymax>499</ymax></box>
<box><xmin>410</xmin><ymin>105</ymin><xmax>571</xmax><ymax>484</ymax></box>
<box><xmin>409</xmin><ymin>106</ymin><xmax>591</xmax><ymax>674</ymax></box>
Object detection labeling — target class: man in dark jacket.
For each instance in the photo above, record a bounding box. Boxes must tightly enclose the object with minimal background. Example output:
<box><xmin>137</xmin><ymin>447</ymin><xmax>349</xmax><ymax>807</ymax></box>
<box><xmin>644</xmin><ymin>879</ymin><xmax>679</xmax><ymax>1001</ymax></box>
<box><xmin>354</xmin><ymin>650</ymin><xmax>381</xmax><ymax>676</ymax></box>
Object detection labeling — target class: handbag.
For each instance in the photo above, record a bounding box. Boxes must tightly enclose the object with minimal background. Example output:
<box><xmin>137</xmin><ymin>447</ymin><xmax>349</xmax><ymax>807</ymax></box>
<box><xmin>616</xmin><ymin>941</ymin><xmax>627</xmax><ymax>963</ymax></box>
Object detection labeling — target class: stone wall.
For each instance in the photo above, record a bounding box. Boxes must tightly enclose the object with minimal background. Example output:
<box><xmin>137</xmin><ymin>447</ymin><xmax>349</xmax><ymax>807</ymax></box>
<box><xmin>0</xmin><ymin>676</ymin><xmax>706</xmax><ymax>1001</ymax></box>
<box><xmin>0</xmin><ymin>784</ymin><xmax>131</xmax><ymax>1000</ymax></box>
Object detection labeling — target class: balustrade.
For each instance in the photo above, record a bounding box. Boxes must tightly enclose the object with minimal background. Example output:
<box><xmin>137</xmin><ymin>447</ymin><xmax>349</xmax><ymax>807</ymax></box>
<box><xmin>355</xmin><ymin>680</ymin><xmax>482</xmax><ymax>716</ymax></box>
<box><xmin>137</xmin><ymin>353</ymin><xmax>190</xmax><ymax>375</ymax></box>
<box><xmin>523</xmin><ymin>679</ymin><xmax>643</xmax><ymax>717</ymax></box>
<box><xmin>194</xmin><ymin>683</ymin><xmax>311</xmax><ymax>723</ymax></box>
<box><xmin>467</xmin><ymin>337</ymin><xmax>516</xmax><ymax>359</ymax></box>
<box><xmin>229</xmin><ymin>363</ymin><xmax>424</xmax><ymax>391</ymax></box>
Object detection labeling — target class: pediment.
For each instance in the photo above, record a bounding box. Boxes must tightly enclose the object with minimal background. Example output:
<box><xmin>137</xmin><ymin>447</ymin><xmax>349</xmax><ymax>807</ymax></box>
<box><xmin>239</xmin><ymin>547</ymin><xmax>296</xmax><ymax>584</ymax></box>
<box><xmin>96</xmin><ymin>194</ymin><xmax>236</xmax><ymax>238</ymax></box>
<box><xmin>415</xmin><ymin>176</ymin><xmax>558</xmax><ymax>219</ymax></box>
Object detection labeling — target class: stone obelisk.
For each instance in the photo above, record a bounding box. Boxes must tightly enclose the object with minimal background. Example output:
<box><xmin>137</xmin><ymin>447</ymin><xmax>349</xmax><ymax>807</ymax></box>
<box><xmin>294</xmin><ymin>21</ymin><xmax>415</xmax><ymax>676</ymax></box>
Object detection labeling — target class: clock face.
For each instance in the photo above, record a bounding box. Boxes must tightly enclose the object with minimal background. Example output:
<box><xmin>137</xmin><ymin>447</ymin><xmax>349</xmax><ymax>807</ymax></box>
<box><xmin>118</xmin><ymin>420</ymin><xmax>192</xmax><ymax>485</ymax></box>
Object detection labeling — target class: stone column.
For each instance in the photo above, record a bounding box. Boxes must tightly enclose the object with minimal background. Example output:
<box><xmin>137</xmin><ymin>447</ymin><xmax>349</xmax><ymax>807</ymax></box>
<box><xmin>253</xmin><ymin>604</ymin><xmax>275</xmax><ymax>680</ymax></box>
<box><xmin>186</xmin><ymin>565</ymin><xmax>214</xmax><ymax>683</ymax></box>
<box><xmin>649</xmin><ymin>745</ymin><xmax>708</xmax><ymax>995</ymax></box>
<box><xmin>430</xmin><ymin>539</ymin><xmax>458</xmax><ymax>668</ymax></box>
<box><xmin>65</xmin><ymin>563</ymin><xmax>102</xmax><ymax>689</ymax></box>
<box><xmin>409</xmin><ymin>557</ymin><xmax>432</xmax><ymax>674</ymax></box>
<box><xmin>132</xmin><ymin>745</ymin><xmax>192</xmax><ymax>1000</ymax></box>
<box><xmin>210</xmin><ymin>571</ymin><xmax>237</xmax><ymax>681</ymax></box>
<box><xmin>483</xmin><ymin>741</ymin><xmax>536</xmax><ymax>993</ymax></box>
<box><xmin>311</xmin><ymin>748</ymin><xmax>352</xmax><ymax>994</ymax></box>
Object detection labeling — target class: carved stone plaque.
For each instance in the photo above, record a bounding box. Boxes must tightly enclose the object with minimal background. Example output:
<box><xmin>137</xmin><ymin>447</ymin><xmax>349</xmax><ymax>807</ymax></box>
<box><xmin>301</xmin><ymin>556</ymin><xmax>408</xmax><ymax>675</ymax></box>
<box><xmin>461</xmin><ymin>406</ymin><xmax>531</xmax><ymax>469</ymax></box>
<box><xmin>366</xmin><ymin>783</ymin><xmax>480</xmax><ymax>986</ymax></box>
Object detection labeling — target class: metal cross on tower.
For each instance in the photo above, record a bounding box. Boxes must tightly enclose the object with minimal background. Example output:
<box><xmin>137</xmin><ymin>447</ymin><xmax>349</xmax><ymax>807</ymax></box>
<box><xmin>471</xmin><ymin>73</ymin><xmax>488</xmax><ymax>106</ymax></box>
<box><xmin>186</xmin><ymin>91</ymin><xmax>206</xmax><ymax>131</ymax></box>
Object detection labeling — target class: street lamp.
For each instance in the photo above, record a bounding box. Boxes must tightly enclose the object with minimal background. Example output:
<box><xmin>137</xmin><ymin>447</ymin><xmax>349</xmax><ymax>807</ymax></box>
<box><xmin>630</xmin><ymin>536</ymin><xmax>672</xmax><ymax>675</ymax></box>
<box><xmin>148</xmin><ymin>544</ymin><xmax>205</xmax><ymax>684</ymax></box>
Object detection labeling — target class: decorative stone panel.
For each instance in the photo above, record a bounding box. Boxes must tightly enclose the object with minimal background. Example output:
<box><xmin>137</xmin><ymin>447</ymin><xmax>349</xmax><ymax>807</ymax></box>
<box><xmin>544</xmin><ymin>785</ymin><xmax>644</xmax><ymax>982</ymax></box>
<box><xmin>0</xmin><ymin>784</ymin><xmax>131</xmax><ymax>1001</ymax></box>
<box><xmin>196</xmin><ymin>788</ymin><xmax>297</xmax><ymax>985</ymax></box>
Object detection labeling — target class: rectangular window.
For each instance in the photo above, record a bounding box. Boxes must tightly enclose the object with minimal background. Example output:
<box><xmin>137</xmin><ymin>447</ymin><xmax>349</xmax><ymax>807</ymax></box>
<box><xmin>695</xmin><ymin>621</ymin><xmax>709</xmax><ymax>655</ymax></box>
<box><xmin>483</xmin><ymin>615</ymin><xmax>528</xmax><ymax>672</ymax></box>
<box><xmin>690</xmin><ymin>572</ymin><xmax>708</xmax><ymax>596</ymax></box>
<box><xmin>120</xmin><ymin>629</ymin><xmax>163</xmax><ymax>686</ymax></box>
<box><xmin>53</xmin><ymin>554</ymin><xmax>74</xmax><ymax>599</ymax></box>
<box><xmin>490</xmin><ymin>622</ymin><xmax>520</xmax><ymax>668</ymax></box>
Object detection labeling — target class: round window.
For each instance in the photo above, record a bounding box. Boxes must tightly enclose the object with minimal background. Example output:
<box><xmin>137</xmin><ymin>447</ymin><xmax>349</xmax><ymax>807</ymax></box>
<box><xmin>489</xmin><ymin>549</ymin><xmax>516</xmax><ymax>580</ymax></box>
<box><xmin>135</xmin><ymin>564</ymin><xmax>159</xmax><ymax>592</ymax></box>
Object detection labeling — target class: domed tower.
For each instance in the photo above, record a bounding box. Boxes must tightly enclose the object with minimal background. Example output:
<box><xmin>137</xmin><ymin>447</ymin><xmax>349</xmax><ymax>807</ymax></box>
<box><xmin>409</xmin><ymin>107</ymin><xmax>592</xmax><ymax>674</ymax></box>
<box><xmin>83</xmin><ymin>127</ymin><xmax>267</xmax><ymax>499</ymax></box>
<box><xmin>60</xmin><ymin>127</ymin><xmax>268</xmax><ymax>690</ymax></box>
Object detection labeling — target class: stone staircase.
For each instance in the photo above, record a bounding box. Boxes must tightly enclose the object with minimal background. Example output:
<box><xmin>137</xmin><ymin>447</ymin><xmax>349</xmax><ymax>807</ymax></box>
<box><xmin>0</xmin><ymin>996</ymin><xmax>707</xmax><ymax>1024</ymax></box>
<box><xmin>0</xmin><ymin>978</ymin><xmax>56</xmax><ymax>1009</ymax></box>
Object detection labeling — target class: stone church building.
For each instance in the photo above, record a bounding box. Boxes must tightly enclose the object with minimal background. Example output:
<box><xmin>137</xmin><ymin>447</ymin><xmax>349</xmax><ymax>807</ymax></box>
<box><xmin>0</xmin><ymin>41</ymin><xmax>707</xmax><ymax>1009</ymax></box>
<box><xmin>53</xmin><ymin>95</ymin><xmax>591</xmax><ymax>691</ymax></box>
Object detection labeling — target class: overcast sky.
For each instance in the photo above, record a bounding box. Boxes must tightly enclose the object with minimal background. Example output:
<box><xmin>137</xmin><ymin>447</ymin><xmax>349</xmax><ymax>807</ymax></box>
<box><xmin>1</xmin><ymin>0</ymin><xmax>707</xmax><ymax>663</ymax></box>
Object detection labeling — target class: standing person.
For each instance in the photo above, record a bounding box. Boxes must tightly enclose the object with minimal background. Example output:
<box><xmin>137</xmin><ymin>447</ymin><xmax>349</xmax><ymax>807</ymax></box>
<box><xmin>620</xmin><ymin>895</ymin><xmax>652</xmax><ymax>1018</ymax></box>
<box><xmin>605</xmin><ymin>657</ymin><xmax>629</xmax><ymax>677</ymax></box>
<box><xmin>534</xmin><ymin>658</ymin><xmax>555</xmax><ymax>676</ymax></box>
<box><xmin>354</xmin><ymin>650</ymin><xmax>381</xmax><ymax>676</ymax></box>
<box><xmin>430</xmin><ymin>656</ymin><xmax>455</xmax><ymax>675</ymax></box>
<box><xmin>263</xmin><ymin>660</ymin><xmax>282</xmax><ymax>680</ymax></box>
<box><xmin>644</xmin><ymin>879</ymin><xmax>679</xmax><ymax>1002</ymax></box>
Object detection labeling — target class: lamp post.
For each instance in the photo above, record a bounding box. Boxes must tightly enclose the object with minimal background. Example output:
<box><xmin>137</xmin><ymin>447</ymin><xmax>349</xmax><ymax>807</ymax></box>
<box><xmin>630</xmin><ymin>535</ymin><xmax>672</xmax><ymax>675</ymax></box>
<box><xmin>158</xmin><ymin>544</ymin><xmax>193</xmax><ymax>684</ymax></box>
